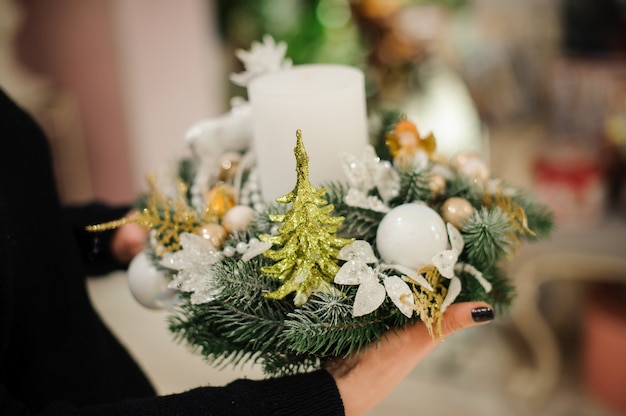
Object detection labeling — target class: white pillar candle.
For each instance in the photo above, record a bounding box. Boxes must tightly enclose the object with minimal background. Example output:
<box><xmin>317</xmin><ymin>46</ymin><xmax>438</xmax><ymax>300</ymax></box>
<box><xmin>248</xmin><ymin>64</ymin><xmax>368</xmax><ymax>202</ymax></box>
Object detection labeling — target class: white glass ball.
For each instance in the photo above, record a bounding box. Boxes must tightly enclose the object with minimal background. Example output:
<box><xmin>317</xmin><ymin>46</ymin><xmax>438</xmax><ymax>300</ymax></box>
<box><xmin>376</xmin><ymin>203</ymin><xmax>449</xmax><ymax>269</ymax></box>
<box><xmin>127</xmin><ymin>251</ymin><xmax>179</xmax><ymax>309</ymax></box>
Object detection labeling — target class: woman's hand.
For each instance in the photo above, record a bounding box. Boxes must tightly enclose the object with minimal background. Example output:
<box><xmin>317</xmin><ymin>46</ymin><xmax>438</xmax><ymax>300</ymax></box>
<box><xmin>327</xmin><ymin>302</ymin><xmax>495</xmax><ymax>416</ymax></box>
<box><xmin>110</xmin><ymin>211</ymin><xmax>148</xmax><ymax>265</ymax></box>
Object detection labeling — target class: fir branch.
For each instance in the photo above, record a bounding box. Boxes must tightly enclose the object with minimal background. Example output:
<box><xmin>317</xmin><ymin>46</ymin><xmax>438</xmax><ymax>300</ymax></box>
<box><xmin>454</xmin><ymin>266</ymin><xmax>515</xmax><ymax>311</ymax></box>
<box><xmin>340</xmin><ymin>209</ymin><xmax>385</xmax><ymax>245</ymax></box>
<box><xmin>283</xmin><ymin>291</ymin><xmax>410</xmax><ymax>358</ymax></box>
<box><xmin>512</xmin><ymin>191</ymin><xmax>555</xmax><ymax>240</ymax></box>
<box><xmin>168</xmin><ymin>255</ymin><xmax>295</xmax><ymax>368</ymax></box>
<box><xmin>168</xmin><ymin>297</ymin><xmax>294</xmax><ymax>372</ymax></box>
<box><xmin>284</xmin><ymin>293</ymin><xmax>382</xmax><ymax>357</ymax></box>
<box><xmin>461</xmin><ymin>207</ymin><xmax>517</xmax><ymax>269</ymax></box>
<box><xmin>260</xmin><ymin>352</ymin><xmax>321</xmax><ymax>376</ymax></box>
<box><xmin>443</xmin><ymin>174</ymin><xmax>485</xmax><ymax>205</ymax></box>
<box><xmin>178</xmin><ymin>157</ymin><xmax>196</xmax><ymax>202</ymax></box>
<box><xmin>370</xmin><ymin>107</ymin><xmax>405</xmax><ymax>162</ymax></box>
<box><xmin>322</xmin><ymin>181</ymin><xmax>349</xmax><ymax>211</ymax></box>
<box><xmin>212</xmin><ymin>256</ymin><xmax>280</xmax><ymax>306</ymax></box>
<box><xmin>253</xmin><ymin>203</ymin><xmax>289</xmax><ymax>235</ymax></box>
<box><xmin>390</xmin><ymin>167</ymin><xmax>432</xmax><ymax>205</ymax></box>
<box><xmin>324</xmin><ymin>181</ymin><xmax>385</xmax><ymax>244</ymax></box>
<box><xmin>168</xmin><ymin>253</ymin><xmax>362</xmax><ymax>376</ymax></box>
<box><xmin>178</xmin><ymin>157</ymin><xmax>195</xmax><ymax>182</ymax></box>
<box><xmin>168</xmin><ymin>300</ymin><xmax>255</xmax><ymax>367</ymax></box>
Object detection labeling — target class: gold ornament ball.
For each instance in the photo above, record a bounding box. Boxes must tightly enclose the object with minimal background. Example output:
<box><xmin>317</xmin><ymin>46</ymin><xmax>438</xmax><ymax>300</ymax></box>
<box><xmin>222</xmin><ymin>205</ymin><xmax>256</xmax><ymax>233</ymax></box>
<box><xmin>197</xmin><ymin>223</ymin><xmax>228</xmax><ymax>249</ymax></box>
<box><xmin>429</xmin><ymin>174</ymin><xmax>446</xmax><ymax>195</ymax></box>
<box><xmin>441</xmin><ymin>197</ymin><xmax>474</xmax><ymax>229</ymax></box>
<box><xmin>206</xmin><ymin>184</ymin><xmax>236</xmax><ymax>219</ymax></box>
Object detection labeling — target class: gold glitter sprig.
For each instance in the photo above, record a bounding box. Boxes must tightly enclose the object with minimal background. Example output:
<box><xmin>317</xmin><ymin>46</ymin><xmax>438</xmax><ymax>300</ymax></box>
<box><xmin>85</xmin><ymin>214</ymin><xmax>148</xmax><ymax>232</ymax></box>
<box><xmin>407</xmin><ymin>265</ymin><xmax>447</xmax><ymax>340</ymax></box>
<box><xmin>87</xmin><ymin>175</ymin><xmax>201</xmax><ymax>255</ymax></box>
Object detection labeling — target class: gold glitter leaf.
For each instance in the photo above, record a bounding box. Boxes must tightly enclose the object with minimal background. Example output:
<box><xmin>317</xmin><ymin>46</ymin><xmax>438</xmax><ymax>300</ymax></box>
<box><xmin>86</xmin><ymin>175</ymin><xmax>201</xmax><ymax>256</ymax></box>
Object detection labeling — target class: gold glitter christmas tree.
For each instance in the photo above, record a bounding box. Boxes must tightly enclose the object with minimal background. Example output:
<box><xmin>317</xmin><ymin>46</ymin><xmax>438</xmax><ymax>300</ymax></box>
<box><xmin>260</xmin><ymin>130</ymin><xmax>353</xmax><ymax>306</ymax></box>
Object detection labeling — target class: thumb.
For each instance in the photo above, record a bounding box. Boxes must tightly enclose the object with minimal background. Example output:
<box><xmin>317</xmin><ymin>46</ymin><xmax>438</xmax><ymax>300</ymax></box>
<box><xmin>440</xmin><ymin>302</ymin><xmax>495</xmax><ymax>337</ymax></box>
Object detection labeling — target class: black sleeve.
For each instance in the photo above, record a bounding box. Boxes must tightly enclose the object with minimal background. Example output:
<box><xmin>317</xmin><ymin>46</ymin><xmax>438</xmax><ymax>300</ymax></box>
<box><xmin>63</xmin><ymin>202</ymin><xmax>134</xmax><ymax>276</ymax></box>
<box><xmin>1</xmin><ymin>370</ymin><xmax>345</xmax><ymax>416</ymax></box>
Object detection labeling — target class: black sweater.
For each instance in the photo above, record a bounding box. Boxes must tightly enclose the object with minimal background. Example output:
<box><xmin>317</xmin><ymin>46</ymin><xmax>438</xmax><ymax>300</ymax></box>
<box><xmin>0</xmin><ymin>88</ymin><xmax>345</xmax><ymax>415</ymax></box>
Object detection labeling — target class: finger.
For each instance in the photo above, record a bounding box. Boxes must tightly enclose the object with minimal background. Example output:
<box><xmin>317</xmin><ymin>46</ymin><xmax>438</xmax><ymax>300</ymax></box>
<box><xmin>440</xmin><ymin>301</ymin><xmax>495</xmax><ymax>337</ymax></box>
<box><xmin>403</xmin><ymin>301</ymin><xmax>494</xmax><ymax>342</ymax></box>
<box><xmin>111</xmin><ymin>223</ymin><xmax>149</xmax><ymax>264</ymax></box>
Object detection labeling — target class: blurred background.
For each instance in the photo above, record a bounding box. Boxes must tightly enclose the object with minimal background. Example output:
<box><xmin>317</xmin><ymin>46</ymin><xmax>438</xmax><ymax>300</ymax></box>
<box><xmin>1</xmin><ymin>0</ymin><xmax>625</xmax><ymax>414</ymax></box>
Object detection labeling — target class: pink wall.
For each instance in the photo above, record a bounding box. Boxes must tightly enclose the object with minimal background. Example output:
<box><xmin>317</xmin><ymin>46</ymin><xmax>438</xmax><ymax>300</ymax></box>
<box><xmin>13</xmin><ymin>0</ymin><xmax>224</xmax><ymax>204</ymax></box>
<box><xmin>15</xmin><ymin>0</ymin><xmax>134</xmax><ymax>204</ymax></box>
<box><xmin>112</xmin><ymin>0</ymin><xmax>225</xmax><ymax>195</ymax></box>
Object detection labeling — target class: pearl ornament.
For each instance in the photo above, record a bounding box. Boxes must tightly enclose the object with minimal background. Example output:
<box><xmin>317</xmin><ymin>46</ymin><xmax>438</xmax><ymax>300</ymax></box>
<box><xmin>236</xmin><ymin>242</ymin><xmax>248</xmax><ymax>254</ymax></box>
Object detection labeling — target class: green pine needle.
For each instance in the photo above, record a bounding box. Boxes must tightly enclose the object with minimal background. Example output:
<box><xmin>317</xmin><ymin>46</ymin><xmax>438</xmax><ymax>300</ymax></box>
<box><xmin>462</xmin><ymin>207</ymin><xmax>518</xmax><ymax>269</ymax></box>
<box><xmin>370</xmin><ymin>107</ymin><xmax>405</xmax><ymax>161</ymax></box>
<box><xmin>512</xmin><ymin>191</ymin><xmax>556</xmax><ymax>240</ymax></box>
<box><xmin>390</xmin><ymin>167</ymin><xmax>432</xmax><ymax>205</ymax></box>
<box><xmin>454</xmin><ymin>266</ymin><xmax>515</xmax><ymax>311</ymax></box>
<box><xmin>324</xmin><ymin>181</ymin><xmax>385</xmax><ymax>244</ymax></box>
<box><xmin>443</xmin><ymin>175</ymin><xmax>485</xmax><ymax>206</ymax></box>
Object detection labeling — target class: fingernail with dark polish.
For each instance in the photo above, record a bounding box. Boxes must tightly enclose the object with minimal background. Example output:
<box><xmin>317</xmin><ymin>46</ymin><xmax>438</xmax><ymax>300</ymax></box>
<box><xmin>472</xmin><ymin>307</ymin><xmax>495</xmax><ymax>322</ymax></box>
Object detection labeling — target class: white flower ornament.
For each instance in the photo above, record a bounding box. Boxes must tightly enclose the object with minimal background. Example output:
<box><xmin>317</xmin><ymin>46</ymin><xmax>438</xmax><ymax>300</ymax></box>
<box><xmin>240</xmin><ymin>238</ymin><xmax>273</xmax><ymax>262</ymax></box>
<box><xmin>160</xmin><ymin>232</ymin><xmax>270</xmax><ymax>305</ymax></box>
<box><xmin>229</xmin><ymin>35</ymin><xmax>292</xmax><ymax>87</ymax></box>
<box><xmin>341</xmin><ymin>145</ymin><xmax>400</xmax><ymax>212</ymax></box>
<box><xmin>334</xmin><ymin>241</ymin><xmax>416</xmax><ymax>318</ymax></box>
<box><xmin>432</xmin><ymin>223</ymin><xmax>492</xmax><ymax>311</ymax></box>
<box><xmin>160</xmin><ymin>233</ymin><xmax>223</xmax><ymax>305</ymax></box>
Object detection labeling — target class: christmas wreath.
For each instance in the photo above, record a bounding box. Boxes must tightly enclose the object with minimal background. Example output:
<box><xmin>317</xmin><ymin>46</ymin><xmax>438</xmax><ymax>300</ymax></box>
<box><xmin>89</xmin><ymin>36</ymin><xmax>553</xmax><ymax>376</ymax></box>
